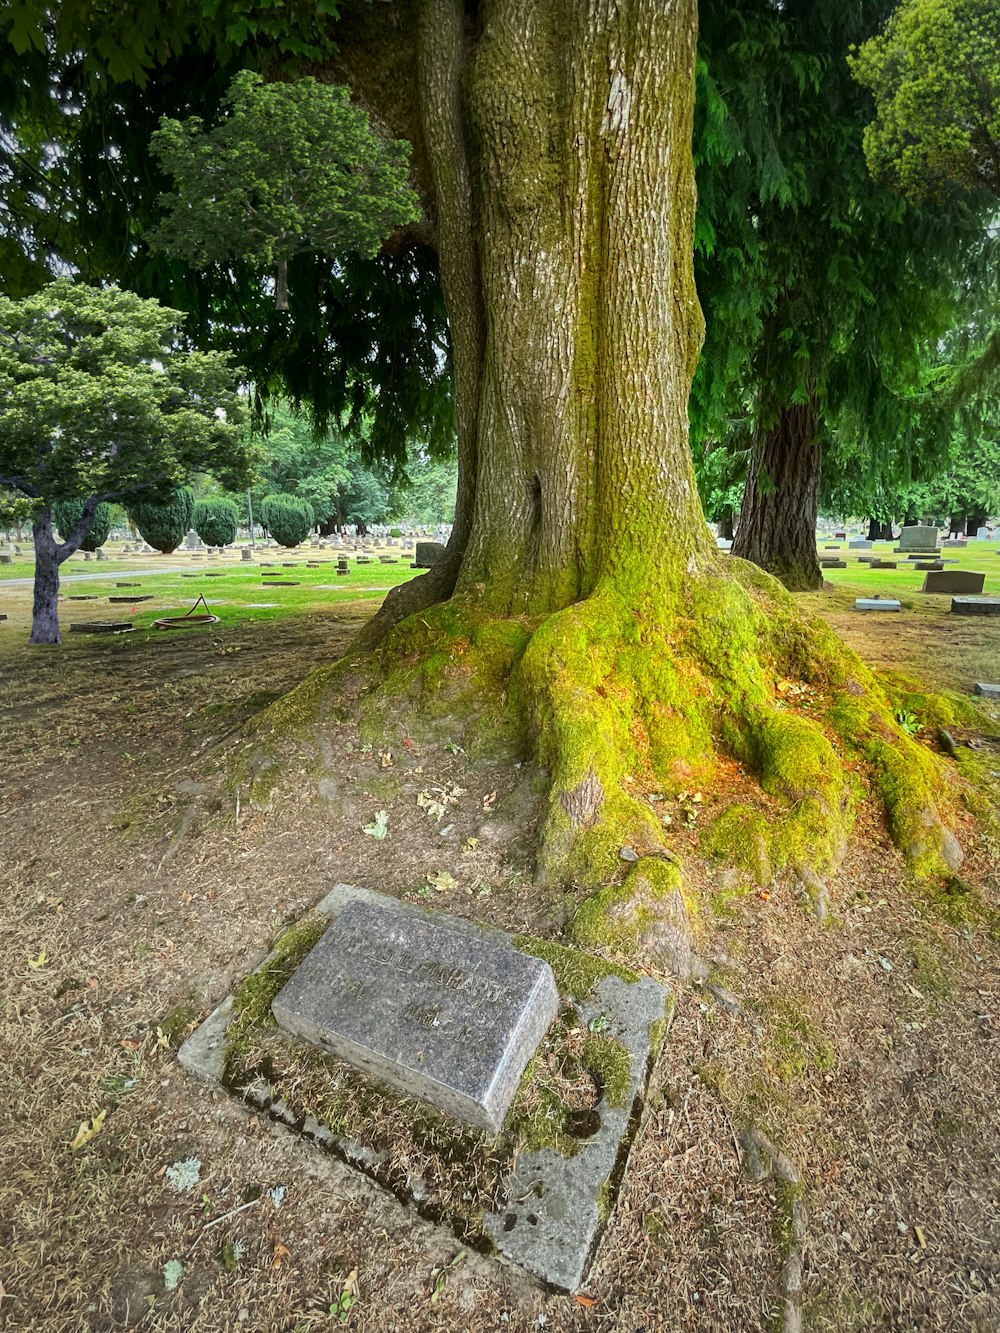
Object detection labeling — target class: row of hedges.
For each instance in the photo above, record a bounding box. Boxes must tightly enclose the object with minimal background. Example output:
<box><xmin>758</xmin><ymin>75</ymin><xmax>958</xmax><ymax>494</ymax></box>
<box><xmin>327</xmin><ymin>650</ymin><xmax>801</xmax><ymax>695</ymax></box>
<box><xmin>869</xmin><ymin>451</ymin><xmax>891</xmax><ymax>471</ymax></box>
<box><xmin>54</xmin><ymin>489</ymin><xmax>317</xmax><ymax>552</ymax></box>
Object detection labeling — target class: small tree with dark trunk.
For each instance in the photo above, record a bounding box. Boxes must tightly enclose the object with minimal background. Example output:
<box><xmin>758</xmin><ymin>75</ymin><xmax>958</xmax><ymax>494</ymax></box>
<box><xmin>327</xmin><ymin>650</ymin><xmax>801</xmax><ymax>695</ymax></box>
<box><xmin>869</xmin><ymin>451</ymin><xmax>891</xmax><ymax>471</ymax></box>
<box><xmin>0</xmin><ymin>280</ymin><xmax>250</xmax><ymax>643</ymax></box>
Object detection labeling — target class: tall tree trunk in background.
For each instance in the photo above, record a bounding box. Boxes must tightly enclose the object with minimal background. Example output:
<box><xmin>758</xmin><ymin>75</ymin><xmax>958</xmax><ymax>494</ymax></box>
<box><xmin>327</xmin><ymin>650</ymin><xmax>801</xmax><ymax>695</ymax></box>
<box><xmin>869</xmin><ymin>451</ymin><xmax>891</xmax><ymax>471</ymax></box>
<box><xmin>731</xmin><ymin>402</ymin><xmax>822</xmax><ymax>591</ymax></box>
<box><xmin>966</xmin><ymin>511</ymin><xmax>986</xmax><ymax>537</ymax></box>
<box><xmin>866</xmin><ymin>518</ymin><xmax>881</xmax><ymax>541</ymax></box>
<box><xmin>31</xmin><ymin>508</ymin><xmax>63</xmax><ymax>644</ymax></box>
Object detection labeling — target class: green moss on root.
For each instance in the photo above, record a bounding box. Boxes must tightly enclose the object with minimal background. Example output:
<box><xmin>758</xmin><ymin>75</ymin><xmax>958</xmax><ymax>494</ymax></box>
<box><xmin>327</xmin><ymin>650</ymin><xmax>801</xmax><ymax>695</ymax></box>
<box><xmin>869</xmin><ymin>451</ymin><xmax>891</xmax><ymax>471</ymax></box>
<box><xmin>569</xmin><ymin>857</ymin><xmax>687</xmax><ymax>951</ymax></box>
<box><xmin>514</xmin><ymin>934</ymin><xmax>639</xmax><ymax>997</ymax></box>
<box><xmin>702</xmin><ymin>806</ymin><xmax>773</xmax><ymax>885</ymax></box>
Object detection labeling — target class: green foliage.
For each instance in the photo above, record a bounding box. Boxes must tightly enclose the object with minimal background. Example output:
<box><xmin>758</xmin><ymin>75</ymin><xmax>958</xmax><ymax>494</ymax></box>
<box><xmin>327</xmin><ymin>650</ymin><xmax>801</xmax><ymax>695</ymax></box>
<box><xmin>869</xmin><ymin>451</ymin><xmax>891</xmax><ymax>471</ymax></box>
<box><xmin>0</xmin><ymin>488</ymin><xmax>35</xmax><ymax>532</ymax></box>
<box><xmin>394</xmin><ymin>453</ymin><xmax>458</xmax><ymax>525</ymax></box>
<box><xmin>251</xmin><ymin>404</ymin><xmax>349</xmax><ymax>526</ymax></box>
<box><xmin>692</xmin><ymin>0</ymin><xmax>990</xmax><ymax>515</ymax></box>
<box><xmin>127</xmin><ymin>486</ymin><xmax>194</xmax><ymax>553</ymax></box>
<box><xmin>850</xmin><ymin>0</ymin><xmax>1000</xmax><ymax>203</ymax></box>
<box><xmin>0</xmin><ymin>279</ymin><xmax>250</xmax><ymax>516</ymax></box>
<box><xmin>192</xmin><ymin>497</ymin><xmax>239</xmax><ymax>547</ymax></box>
<box><xmin>148</xmin><ymin>71</ymin><xmax>420</xmax><ymax>306</ymax></box>
<box><xmin>52</xmin><ymin>498</ymin><xmax>112</xmax><ymax>550</ymax></box>
<box><xmin>260</xmin><ymin>492</ymin><xmax>314</xmax><ymax>547</ymax></box>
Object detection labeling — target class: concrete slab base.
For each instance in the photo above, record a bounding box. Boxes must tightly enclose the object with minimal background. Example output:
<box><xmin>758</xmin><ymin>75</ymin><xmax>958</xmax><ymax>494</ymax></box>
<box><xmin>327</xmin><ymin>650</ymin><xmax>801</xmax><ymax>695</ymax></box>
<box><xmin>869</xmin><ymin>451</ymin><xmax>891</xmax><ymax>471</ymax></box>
<box><xmin>178</xmin><ymin>885</ymin><xmax>670</xmax><ymax>1293</ymax></box>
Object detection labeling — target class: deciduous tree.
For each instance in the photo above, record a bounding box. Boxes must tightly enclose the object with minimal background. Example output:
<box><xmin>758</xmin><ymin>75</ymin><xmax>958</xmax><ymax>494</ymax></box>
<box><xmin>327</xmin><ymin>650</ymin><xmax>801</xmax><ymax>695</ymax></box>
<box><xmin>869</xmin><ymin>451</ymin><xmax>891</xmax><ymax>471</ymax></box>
<box><xmin>0</xmin><ymin>280</ymin><xmax>250</xmax><ymax>642</ymax></box>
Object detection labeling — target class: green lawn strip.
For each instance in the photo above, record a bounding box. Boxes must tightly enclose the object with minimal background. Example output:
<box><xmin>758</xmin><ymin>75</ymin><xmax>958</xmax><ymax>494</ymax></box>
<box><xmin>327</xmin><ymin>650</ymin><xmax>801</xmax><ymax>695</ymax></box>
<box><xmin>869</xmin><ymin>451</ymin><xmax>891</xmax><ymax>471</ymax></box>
<box><xmin>117</xmin><ymin>563</ymin><xmax>418</xmax><ymax>628</ymax></box>
<box><xmin>1</xmin><ymin>559</ymin><xmax>418</xmax><ymax>627</ymax></box>
<box><xmin>812</xmin><ymin>540</ymin><xmax>1000</xmax><ymax>601</ymax></box>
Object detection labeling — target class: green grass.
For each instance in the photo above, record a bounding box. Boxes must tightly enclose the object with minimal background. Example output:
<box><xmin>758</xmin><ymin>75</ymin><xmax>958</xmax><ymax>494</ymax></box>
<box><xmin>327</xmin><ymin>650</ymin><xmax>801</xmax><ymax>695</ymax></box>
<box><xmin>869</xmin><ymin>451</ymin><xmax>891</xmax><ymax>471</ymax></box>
<box><xmin>809</xmin><ymin>538</ymin><xmax>1000</xmax><ymax>602</ymax></box>
<box><xmin>0</xmin><ymin>548</ymin><xmax>419</xmax><ymax>630</ymax></box>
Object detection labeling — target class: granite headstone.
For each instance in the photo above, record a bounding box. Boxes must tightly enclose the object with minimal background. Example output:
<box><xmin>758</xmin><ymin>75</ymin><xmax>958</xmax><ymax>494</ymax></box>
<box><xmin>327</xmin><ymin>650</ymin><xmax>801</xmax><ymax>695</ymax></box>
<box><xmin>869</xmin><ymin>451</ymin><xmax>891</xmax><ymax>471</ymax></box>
<box><xmin>272</xmin><ymin>898</ymin><xmax>559</xmax><ymax>1132</ymax></box>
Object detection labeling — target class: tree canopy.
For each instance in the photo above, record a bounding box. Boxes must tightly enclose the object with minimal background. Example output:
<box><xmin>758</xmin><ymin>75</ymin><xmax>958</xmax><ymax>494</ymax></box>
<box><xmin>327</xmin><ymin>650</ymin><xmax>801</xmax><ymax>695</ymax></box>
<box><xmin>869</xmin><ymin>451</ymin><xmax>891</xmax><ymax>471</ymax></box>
<box><xmin>850</xmin><ymin>0</ymin><xmax>1000</xmax><ymax>203</ymax></box>
<box><xmin>0</xmin><ymin>278</ymin><xmax>251</xmax><ymax>641</ymax></box>
<box><xmin>148</xmin><ymin>71</ymin><xmax>420</xmax><ymax>309</ymax></box>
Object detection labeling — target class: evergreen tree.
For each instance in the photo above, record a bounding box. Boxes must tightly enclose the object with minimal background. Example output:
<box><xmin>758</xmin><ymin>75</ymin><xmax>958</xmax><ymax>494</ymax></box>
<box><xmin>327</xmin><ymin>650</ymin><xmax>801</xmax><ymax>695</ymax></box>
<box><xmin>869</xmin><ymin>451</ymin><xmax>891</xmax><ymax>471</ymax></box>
<box><xmin>694</xmin><ymin>0</ymin><xmax>986</xmax><ymax>588</ymax></box>
<box><xmin>52</xmin><ymin>498</ymin><xmax>113</xmax><ymax>551</ymax></box>
<box><xmin>260</xmin><ymin>493</ymin><xmax>314</xmax><ymax>547</ymax></box>
<box><xmin>127</xmin><ymin>487</ymin><xmax>194</xmax><ymax>553</ymax></box>
<box><xmin>192</xmin><ymin>497</ymin><xmax>239</xmax><ymax>547</ymax></box>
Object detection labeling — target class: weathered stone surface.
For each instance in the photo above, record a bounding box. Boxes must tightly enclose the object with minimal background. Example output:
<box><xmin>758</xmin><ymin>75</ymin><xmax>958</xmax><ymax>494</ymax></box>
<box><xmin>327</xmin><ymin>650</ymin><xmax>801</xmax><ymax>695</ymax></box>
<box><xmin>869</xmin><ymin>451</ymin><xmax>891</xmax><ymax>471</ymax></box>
<box><xmin>973</xmin><ymin>682</ymin><xmax>1000</xmax><ymax>698</ymax></box>
<box><xmin>922</xmin><ymin>570</ymin><xmax>986</xmax><ymax>595</ymax></box>
<box><xmin>952</xmin><ymin>596</ymin><xmax>1000</xmax><ymax>616</ymax></box>
<box><xmin>870</xmin><ymin>559</ymin><xmax>897</xmax><ymax>569</ymax></box>
<box><xmin>896</xmin><ymin>525</ymin><xmax>940</xmax><ymax>552</ymax></box>
<box><xmin>848</xmin><ymin>540</ymin><xmax>873</xmax><ymax>549</ymax></box>
<box><xmin>820</xmin><ymin>559</ymin><xmax>847</xmax><ymax>569</ymax></box>
<box><xmin>483</xmin><ymin>972</ymin><xmax>669</xmax><ymax>1291</ymax></box>
<box><xmin>272</xmin><ymin>898</ymin><xmax>558</xmax><ymax>1132</ymax></box>
<box><xmin>914</xmin><ymin>561</ymin><xmax>944</xmax><ymax>571</ymax></box>
<box><xmin>855</xmin><ymin>598</ymin><xmax>901</xmax><ymax>612</ymax></box>
<box><xmin>414</xmin><ymin>540</ymin><xmax>446</xmax><ymax>568</ymax></box>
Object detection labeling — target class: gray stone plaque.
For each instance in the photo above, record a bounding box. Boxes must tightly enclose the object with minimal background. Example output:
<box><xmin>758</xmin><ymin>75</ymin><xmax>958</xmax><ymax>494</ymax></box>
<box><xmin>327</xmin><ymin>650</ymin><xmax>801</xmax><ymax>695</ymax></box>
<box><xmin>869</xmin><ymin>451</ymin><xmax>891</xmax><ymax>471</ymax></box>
<box><xmin>272</xmin><ymin>899</ymin><xmax>558</xmax><ymax>1131</ymax></box>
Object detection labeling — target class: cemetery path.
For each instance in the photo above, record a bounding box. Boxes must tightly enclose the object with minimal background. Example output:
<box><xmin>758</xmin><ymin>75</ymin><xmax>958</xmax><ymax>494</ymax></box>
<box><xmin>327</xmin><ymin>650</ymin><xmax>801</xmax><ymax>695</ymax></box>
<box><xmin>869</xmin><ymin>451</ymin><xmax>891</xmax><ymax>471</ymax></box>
<box><xmin>0</xmin><ymin>594</ymin><xmax>997</xmax><ymax>1331</ymax></box>
<box><xmin>0</xmin><ymin>565</ymin><xmax>193</xmax><ymax>586</ymax></box>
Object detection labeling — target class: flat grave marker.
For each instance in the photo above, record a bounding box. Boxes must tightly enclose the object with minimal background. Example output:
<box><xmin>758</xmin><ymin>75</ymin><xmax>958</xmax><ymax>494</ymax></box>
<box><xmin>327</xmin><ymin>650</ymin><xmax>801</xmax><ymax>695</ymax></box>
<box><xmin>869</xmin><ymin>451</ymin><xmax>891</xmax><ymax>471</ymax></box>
<box><xmin>952</xmin><ymin>597</ymin><xmax>1000</xmax><ymax>617</ymax></box>
<box><xmin>272</xmin><ymin>898</ymin><xmax>559</xmax><ymax>1132</ymax></box>
<box><xmin>973</xmin><ymin>682</ymin><xmax>1000</xmax><ymax>698</ymax></box>
<box><xmin>855</xmin><ymin>597</ymin><xmax>901</xmax><ymax>612</ymax></box>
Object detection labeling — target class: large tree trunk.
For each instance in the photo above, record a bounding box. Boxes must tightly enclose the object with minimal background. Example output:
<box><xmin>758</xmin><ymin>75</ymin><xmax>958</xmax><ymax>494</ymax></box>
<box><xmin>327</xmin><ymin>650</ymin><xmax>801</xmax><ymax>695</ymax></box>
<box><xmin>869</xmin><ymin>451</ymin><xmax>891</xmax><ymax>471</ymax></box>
<box><xmin>731</xmin><ymin>402</ymin><xmax>823</xmax><ymax>591</ymax></box>
<box><xmin>351</xmin><ymin>0</ymin><xmax>708</xmax><ymax>645</ymax></box>
<box><xmin>318</xmin><ymin>0</ymin><xmax>960</xmax><ymax>889</ymax></box>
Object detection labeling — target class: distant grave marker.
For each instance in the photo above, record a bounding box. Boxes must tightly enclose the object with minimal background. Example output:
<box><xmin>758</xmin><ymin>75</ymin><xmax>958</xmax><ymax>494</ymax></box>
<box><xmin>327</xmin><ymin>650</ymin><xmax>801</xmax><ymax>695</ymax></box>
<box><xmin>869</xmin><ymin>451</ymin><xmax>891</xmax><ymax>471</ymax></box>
<box><xmin>922</xmin><ymin>570</ymin><xmax>986</xmax><ymax>595</ymax></box>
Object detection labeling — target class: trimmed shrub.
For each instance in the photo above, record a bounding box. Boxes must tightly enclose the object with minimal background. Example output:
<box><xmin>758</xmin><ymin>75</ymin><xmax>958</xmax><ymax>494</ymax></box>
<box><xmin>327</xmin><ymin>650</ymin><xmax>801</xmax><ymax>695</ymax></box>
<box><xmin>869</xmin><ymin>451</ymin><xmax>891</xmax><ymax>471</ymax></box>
<box><xmin>52</xmin><ymin>498</ymin><xmax>113</xmax><ymax>550</ymax></box>
<box><xmin>127</xmin><ymin>487</ymin><xmax>194</xmax><ymax>553</ymax></box>
<box><xmin>192</xmin><ymin>496</ymin><xmax>239</xmax><ymax>547</ymax></box>
<box><xmin>260</xmin><ymin>493</ymin><xmax>314</xmax><ymax>548</ymax></box>
<box><xmin>389</xmin><ymin>527</ymin><xmax>402</xmax><ymax>538</ymax></box>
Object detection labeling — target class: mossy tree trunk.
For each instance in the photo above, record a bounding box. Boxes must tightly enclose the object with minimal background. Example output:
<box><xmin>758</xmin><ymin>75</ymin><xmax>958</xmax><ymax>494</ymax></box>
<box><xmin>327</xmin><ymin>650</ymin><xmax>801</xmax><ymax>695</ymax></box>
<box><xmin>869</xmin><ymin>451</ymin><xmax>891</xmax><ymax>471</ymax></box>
<box><xmin>731</xmin><ymin>402</ymin><xmax>823</xmax><ymax>592</ymax></box>
<box><xmin>319</xmin><ymin>0</ymin><xmax>961</xmax><ymax>889</ymax></box>
<box><xmin>344</xmin><ymin>0</ymin><xmax>707</xmax><ymax>644</ymax></box>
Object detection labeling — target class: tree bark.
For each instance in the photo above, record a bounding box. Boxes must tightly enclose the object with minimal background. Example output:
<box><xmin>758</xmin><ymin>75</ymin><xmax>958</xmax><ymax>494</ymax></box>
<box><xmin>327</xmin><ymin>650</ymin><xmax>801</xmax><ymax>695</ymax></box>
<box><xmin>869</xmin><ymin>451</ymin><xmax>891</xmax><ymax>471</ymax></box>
<box><xmin>866</xmin><ymin>518</ymin><xmax>881</xmax><ymax>541</ymax></box>
<box><xmin>30</xmin><ymin>498</ymin><xmax>101</xmax><ymax>645</ymax></box>
<box><xmin>731</xmin><ymin>402</ymin><xmax>823</xmax><ymax>591</ymax></box>
<box><xmin>966</xmin><ymin>511</ymin><xmax>986</xmax><ymax>537</ymax></box>
<box><xmin>340</xmin><ymin>0</ymin><xmax>708</xmax><ymax>640</ymax></box>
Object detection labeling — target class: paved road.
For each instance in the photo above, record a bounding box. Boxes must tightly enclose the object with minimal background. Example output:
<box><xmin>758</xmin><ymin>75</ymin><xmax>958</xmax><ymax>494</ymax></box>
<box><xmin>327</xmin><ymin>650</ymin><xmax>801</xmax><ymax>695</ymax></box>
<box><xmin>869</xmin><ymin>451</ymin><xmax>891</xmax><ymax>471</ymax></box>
<box><xmin>0</xmin><ymin>565</ymin><xmax>230</xmax><ymax>587</ymax></box>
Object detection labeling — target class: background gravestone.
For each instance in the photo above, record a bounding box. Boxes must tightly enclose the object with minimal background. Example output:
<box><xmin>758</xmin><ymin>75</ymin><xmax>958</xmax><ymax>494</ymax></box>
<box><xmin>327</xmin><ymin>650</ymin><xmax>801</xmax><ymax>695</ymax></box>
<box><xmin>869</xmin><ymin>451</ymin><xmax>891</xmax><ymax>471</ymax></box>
<box><xmin>922</xmin><ymin>570</ymin><xmax>986</xmax><ymax>595</ymax></box>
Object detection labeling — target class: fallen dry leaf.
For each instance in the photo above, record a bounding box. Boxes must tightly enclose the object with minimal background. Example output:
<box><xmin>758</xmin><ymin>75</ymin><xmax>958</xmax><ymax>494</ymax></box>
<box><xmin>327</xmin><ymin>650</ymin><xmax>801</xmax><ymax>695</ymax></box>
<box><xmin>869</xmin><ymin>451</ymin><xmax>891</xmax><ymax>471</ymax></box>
<box><xmin>71</xmin><ymin>1108</ymin><xmax>107</xmax><ymax>1150</ymax></box>
<box><xmin>575</xmin><ymin>1293</ymin><xmax>598</xmax><ymax>1308</ymax></box>
<box><xmin>272</xmin><ymin>1243</ymin><xmax>291</xmax><ymax>1271</ymax></box>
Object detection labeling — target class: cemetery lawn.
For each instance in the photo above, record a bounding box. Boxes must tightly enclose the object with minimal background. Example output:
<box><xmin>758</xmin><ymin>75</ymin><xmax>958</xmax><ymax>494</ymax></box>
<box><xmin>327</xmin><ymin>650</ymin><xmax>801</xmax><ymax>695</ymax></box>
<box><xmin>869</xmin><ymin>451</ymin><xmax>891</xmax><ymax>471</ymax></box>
<box><xmin>0</xmin><ymin>559</ymin><xmax>998</xmax><ymax>1330</ymax></box>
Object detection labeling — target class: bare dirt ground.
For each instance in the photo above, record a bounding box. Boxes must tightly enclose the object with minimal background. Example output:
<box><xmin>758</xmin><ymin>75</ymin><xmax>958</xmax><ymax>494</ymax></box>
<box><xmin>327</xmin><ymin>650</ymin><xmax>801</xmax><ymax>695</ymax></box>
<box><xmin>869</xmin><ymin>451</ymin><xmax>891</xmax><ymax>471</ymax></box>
<box><xmin>1</xmin><ymin>590</ymin><xmax>998</xmax><ymax>1332</ymax></box>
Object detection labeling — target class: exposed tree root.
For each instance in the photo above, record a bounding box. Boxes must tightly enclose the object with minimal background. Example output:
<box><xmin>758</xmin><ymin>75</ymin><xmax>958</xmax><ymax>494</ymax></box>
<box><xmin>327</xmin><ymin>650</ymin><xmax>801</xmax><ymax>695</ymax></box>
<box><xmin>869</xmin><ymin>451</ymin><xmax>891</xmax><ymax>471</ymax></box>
<box><xmin>252</xmin><ymin>557</ymin><xmax>968</xmax><ymax>927</ymax></box>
